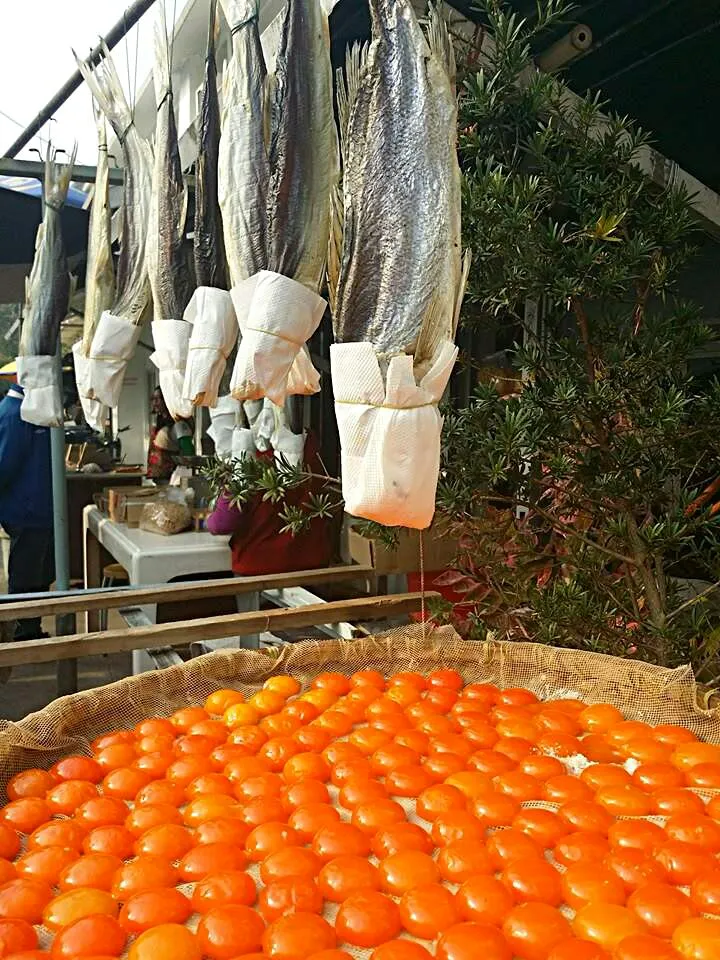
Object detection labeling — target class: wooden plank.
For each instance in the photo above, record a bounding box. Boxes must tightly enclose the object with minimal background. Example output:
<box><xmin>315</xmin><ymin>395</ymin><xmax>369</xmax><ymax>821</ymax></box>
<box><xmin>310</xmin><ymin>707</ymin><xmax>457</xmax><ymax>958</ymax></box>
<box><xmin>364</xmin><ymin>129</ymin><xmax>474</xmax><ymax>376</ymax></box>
<box><xmin>0</xmin><ymin>593</ymin><xmax>435</xmax><ymax>667</ymax></box>
<box><xmin>0</xmin><ymin>565</ymin><xmax>374</xmax><ymax>623</ymax></box>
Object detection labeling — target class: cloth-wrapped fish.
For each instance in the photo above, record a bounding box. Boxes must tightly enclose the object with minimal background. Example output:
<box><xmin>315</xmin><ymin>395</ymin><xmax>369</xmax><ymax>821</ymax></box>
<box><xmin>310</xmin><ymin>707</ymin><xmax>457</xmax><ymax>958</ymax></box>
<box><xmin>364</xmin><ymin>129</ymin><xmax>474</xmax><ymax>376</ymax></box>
<box><xmin>18</xmin><ymin>147</ymin><xmax>76</xmax><ymax>427</ymax></box>
<box><xmin>146</xmin><ymin>5</ymin><xmax>194</xmax><ymax>420</ymax></box>
<box><xmin>224</xmin><ymin>0</ymin><xmax>338</xmax><ymax>407</ymax></box>
<box><xmin>76</xmin><ymin>44</ymin><xmax>153</xmax><ymax>408</ymax></box>
<box><xmin>329</xmin><ymin>1</ymin><xmax>467</xmax><ymax>528</ymax></box>
<box><xmin>183</xmin><ymin>0</ymin><xmax>236</xmax><ymax>409</ymax></box>
<box><xmin>73</xmin><ymin>100</ymin><xmax>114</xmax><ymax>432</ymax></box>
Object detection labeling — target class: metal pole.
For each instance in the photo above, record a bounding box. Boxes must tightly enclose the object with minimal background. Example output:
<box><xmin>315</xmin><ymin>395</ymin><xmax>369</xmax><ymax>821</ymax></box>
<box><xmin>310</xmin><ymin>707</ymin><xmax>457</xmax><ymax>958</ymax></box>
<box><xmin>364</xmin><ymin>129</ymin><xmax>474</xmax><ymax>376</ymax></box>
<box><xmin>4</xmin><ymin>0</ymin><xmax>159</xmax><ymax>158</ymax></box>
<box><xmin>50</xmin><ymin>351</ymin><xmax>77</xmax><ymax>696</ymax></box>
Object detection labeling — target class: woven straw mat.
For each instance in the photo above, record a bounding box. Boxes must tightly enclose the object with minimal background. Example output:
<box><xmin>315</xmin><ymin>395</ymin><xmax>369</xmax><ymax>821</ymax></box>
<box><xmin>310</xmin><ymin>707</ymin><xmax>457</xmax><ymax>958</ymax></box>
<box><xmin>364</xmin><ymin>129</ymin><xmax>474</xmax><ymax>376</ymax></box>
<box><xmin>0</xmin><ymin>623</ymin><xmax>719</xmax><ymax>959</ymax></box>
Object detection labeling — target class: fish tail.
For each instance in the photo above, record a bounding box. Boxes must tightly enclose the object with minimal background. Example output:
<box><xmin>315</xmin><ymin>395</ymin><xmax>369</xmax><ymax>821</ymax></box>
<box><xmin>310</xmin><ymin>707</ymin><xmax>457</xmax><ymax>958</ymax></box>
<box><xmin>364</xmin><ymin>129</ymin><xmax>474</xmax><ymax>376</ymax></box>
<box><xmin>336</xmin><ymin>41</ymin><xmax>369</xmax><ymax>166</ymax></box>
<box><xmin>425</xmin><ymin>3</ymin><xmax>456</xmax><ymax>85</ymax></box>
<box><xmin>327</xmin><ymin>183</ymin><xmax>344</xmax><ymax>313</ymax></box>
<box><xmin>92</xmin><ymin>98</ymin><xmax>107</xmax><ymax>147</ymax></box>
<box><xmin>453</xmin><ymin>250</ymin><xmax>472</xmax><ymax>335</ymax></box>
<box><xmin>207</xmin><ymin>0</ymin><xmax>218</xmax><ymax>59</ymax></box>
<box><xmin>218</xmin><ymin>0</ymin><xmax>259</xmax><ymax>34</ymax></box>
<box><xmin>153</xmin><ymin>4</ymin><xmax>173</xmax><ymax>106</ymax></box>
<box><xmin>45</xmin><ymin>144</ymin><xmax>77</xmax><ymax>211</ymax></box>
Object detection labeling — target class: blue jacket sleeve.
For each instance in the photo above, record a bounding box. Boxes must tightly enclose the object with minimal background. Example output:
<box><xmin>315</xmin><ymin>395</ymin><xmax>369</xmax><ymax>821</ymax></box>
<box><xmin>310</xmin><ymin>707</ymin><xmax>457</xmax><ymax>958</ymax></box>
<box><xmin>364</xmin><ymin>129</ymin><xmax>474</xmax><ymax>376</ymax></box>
<box><xmin>0</xmin><ymin>407</ymin><xmax>30</xmax><ymax>493</ymax></box>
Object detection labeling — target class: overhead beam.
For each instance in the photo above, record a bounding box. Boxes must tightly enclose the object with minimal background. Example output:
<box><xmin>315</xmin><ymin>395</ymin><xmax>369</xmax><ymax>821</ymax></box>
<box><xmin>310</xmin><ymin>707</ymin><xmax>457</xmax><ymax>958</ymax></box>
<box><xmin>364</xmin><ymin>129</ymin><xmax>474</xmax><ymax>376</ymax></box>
<box><xmin>0</xmin><ymin>158</ymin><xmax>124</xmax><ymax>187</ymax></box>
<box><xmin>4</xmin><ymin>0</ymin><xmax>159</xmax><ymax>159</ymax></box>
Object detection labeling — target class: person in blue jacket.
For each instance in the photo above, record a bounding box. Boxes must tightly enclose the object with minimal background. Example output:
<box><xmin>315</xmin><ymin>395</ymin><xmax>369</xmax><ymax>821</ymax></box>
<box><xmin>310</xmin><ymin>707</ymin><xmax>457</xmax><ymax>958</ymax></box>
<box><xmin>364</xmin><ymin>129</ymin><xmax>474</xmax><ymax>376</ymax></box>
<box><xmin>0</xmin><ymin>384</ymin><xmax>54</xmax><ymax>640</ymax></box>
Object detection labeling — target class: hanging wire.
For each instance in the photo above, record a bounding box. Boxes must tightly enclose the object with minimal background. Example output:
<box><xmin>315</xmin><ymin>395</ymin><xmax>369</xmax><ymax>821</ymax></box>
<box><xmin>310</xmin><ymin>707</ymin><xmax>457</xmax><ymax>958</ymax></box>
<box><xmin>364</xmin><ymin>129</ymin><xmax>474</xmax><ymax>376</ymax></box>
<box><xmin>123</xmin><ymin>11</ymin><xmax>133</xmax><ymax>113</ymax></box>
<box><xmin>169</xmin><ymin>0</ymin><xmax>179</xmax><ymax>79</ymax></box>
<box><xmin>419</xmin><ymin>529</ymin><xmax>427</xmax><ymax>640</ymax></box>
<box><xmin>132</xmin><ymin>11</ymin><xmax>141</xmax><ymax>120</ymax></box>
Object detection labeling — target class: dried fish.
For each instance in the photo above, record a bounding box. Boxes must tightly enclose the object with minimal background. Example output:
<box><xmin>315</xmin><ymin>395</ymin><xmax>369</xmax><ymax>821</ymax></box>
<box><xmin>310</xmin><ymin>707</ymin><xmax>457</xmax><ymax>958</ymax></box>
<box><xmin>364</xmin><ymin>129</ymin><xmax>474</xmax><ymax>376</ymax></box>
<box><xmin>17</xmin><ymin>148</ymin><xmax>76</xmax><ymax>426</ymax></box>
<box><xmin>267</xmin><ymin>0</ymin><xmax>339</xmax><ymax>292</ymax></box>
<box><xmin>332</xmin><ymin>0</ymin><xmax>463</xmax><ymax>377</ymax></box>
<box><xmin>146</xmin><ymin>5</ymin><xmax>192</xmax><ymax>321</ymax></box>
<box><xmin>19</xmin><ymin>148</ymin><xmax>76</xmax><ymax>358</ymax></box>
<box><xmin>82</xmin><ymin>101</ymin><xmax>115</xmax><ymax>356</ymax></box>
<box><xmin>76</xmin><ymin>44</ymin><xmax>153</xmax><ymax>326</ymax></box>
<box><xmin>194</xmin><ymin>0</ymin><xmax>227</xmax><ymax>290</ymax></box>
<box><xmin>218</xmin><ymin>0</ymin><xmax>268</xmax><ymax>286</ymax></box>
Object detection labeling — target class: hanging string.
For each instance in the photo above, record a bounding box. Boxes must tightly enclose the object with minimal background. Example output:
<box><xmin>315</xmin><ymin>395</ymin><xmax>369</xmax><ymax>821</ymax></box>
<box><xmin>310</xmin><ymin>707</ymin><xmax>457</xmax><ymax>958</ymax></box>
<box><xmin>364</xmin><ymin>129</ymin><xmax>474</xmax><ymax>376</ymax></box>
<box><xmin>419</xmin><ymin>529</ymin><xmax>427</xmax><ymax>640</ymax></box>
<box><xmin>123</xmin><ymin>12</ymin><xmax>132</xmax><ymax>115</ymax></box>
<box><xmin>131</xmin><ymin>12</ymin><xmax>140</xmax><ymax>122</ymax></box>
<box><xmin>169</xmin><ymin>0</ymin><xmax>179</xmax><ymax>79</ymax></box>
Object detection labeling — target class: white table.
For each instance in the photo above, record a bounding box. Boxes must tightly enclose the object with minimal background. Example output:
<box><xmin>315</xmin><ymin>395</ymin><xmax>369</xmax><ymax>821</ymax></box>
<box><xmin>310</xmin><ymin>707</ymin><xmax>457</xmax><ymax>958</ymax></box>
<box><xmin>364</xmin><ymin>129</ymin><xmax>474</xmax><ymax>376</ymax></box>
<box><xmin>83</xmin><ymin>505</ymin><xmax>235</xmax><ymax>671</ymax></box>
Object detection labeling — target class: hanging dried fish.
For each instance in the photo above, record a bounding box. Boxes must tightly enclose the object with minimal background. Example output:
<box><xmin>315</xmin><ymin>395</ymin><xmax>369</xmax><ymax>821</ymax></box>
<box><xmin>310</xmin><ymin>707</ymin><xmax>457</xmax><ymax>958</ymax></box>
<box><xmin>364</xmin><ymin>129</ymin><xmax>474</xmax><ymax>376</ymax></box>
<box><xmin>267</xmin><ymin>0</ymin><xmax>339</xmax><ymax>293</ymax></box>
<box><xmin>332</xmin><ymin>0</ymin><xmax>464</xmax><ymax>378</ymax></box>
<box><xmin>329</xmin><ymin>2</ymin><xmax>466</xmax><ymax>529</ymax></box>
<box><xmin>73</xmin><ymin>101</ymin><xmax>115</xmax><ymax>430</ymax></box>
<box><xmin>76</xmin><ymin>45</ymin><xmax>153</xmax><ymax>328</ymax></box>
<box><xmin>227</xmin><ymin>0</ymin><xmax>336</xmax><ymax>407</ymax></box>
<box><xmin>194</xmin><ymin>0</ymin><xmax>226</xmax><ymax>291</ymax></box>
<box><xmin>19</xmin><ymin>149</ymin><xmax>75</xmax><ymax>357</ymax></box>
<box><xmin>182</xmin><ymin>0</ymin><xmax>237</xmax><ymax>410</ymax></box>
<box><xmin>218</xmin><ymin>0</ymin><xmax>268</xmax><ymax>286</ymax></box>
<box><xmin>18</xmin><ymin>147</ymin><xmax>76</xmax><ymax>426</ymax></box>
<box><xmin>147</xmin><ymin>5</ymin><xmax>194</xmax><ymax>419</ymax></box>
<box><xmin>75</xmin><ymin>44</ymin><xmax>153</xmax><ymax>407</ymax></box>
<box><xmin>82</xmin><ymin>102</ymin><xmax>115</xmax><ymax>356</ymax></box>
<box><xmin>146</xmin><ymin>7</ymin><xmax>192</xmax><ymax>322</ymax></box>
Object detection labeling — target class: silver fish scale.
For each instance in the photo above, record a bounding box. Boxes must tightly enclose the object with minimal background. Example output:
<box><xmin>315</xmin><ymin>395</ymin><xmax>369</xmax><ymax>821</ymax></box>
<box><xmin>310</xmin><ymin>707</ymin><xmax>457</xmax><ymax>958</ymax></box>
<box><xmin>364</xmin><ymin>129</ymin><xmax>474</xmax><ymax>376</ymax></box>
<box><xmin>218</xmin><ymin>0</ymin><xmax>269</xmax><ymax>286</ymax></box>
<box><xmin>267</xmin><ymin>0</ymin><xmax>338</xmax><ymax>293</ymax></box>
<box><xmin>194</xmin><ymin>0</ymin><xmax>226</xmax><ymax>291</ymax></box>
<box><xmin>77</xmin><ymin>45</ymin><xmax>153</xmax><ymax>327</ymax></box>
<box><xmin>147</xmin><ymin>7</ymin><xmax>192</xmax><ymax>323</ymax></box>
<box><xmin>334</xmin><ymin>0</ymin><xmax>457</xmax><ymax>360</ymax></box>
<box><xmin>20</xmin><ymin>154</ymin><xmax>74</xmax><ymax>358</ymax></box>
<box><xmin>150</xmin><ymin>91</ymin><xmax>192</xmax><ymax>320</ymax></box>
<box><xmin>82</xmin><ymin>103</ymin><xmax>115</xmax><ymax>355</ymax></box>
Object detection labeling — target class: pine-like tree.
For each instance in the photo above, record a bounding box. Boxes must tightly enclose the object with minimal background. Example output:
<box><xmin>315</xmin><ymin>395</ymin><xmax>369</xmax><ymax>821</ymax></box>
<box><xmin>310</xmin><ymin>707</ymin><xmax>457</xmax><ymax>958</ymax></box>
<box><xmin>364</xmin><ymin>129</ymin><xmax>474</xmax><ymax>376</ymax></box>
<box><xmin>436</xmin><ymin>0</ymin><xmax>720</xmax><ymax>679</ymax></box>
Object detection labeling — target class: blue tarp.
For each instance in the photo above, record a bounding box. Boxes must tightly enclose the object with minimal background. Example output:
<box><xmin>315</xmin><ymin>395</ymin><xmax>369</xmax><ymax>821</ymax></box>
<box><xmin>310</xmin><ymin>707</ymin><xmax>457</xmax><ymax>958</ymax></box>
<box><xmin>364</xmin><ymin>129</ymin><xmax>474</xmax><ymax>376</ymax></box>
<box><xmin>0</xmin><ymin>175</ymin><xmax>89</xmax><ymax>209</ymax></box>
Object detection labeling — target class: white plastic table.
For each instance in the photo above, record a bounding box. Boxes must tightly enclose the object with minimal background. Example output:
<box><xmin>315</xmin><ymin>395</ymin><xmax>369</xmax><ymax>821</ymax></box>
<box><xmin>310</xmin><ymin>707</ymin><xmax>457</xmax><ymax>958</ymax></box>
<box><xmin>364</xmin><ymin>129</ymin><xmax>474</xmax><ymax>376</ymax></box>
<box><xmin>83</xmin><ymin>505</ymin><xmax>234</xmax><ymax>671</ymax></box>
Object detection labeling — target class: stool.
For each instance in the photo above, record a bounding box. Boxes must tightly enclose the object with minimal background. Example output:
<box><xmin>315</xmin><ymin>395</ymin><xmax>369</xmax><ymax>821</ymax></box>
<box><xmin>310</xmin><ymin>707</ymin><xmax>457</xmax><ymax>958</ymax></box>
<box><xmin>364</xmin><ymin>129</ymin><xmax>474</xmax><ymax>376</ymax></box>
<box><xmin>100</xmin><ymin>563</ymin><xmax>129</xmax><ymax>631</ymax></box>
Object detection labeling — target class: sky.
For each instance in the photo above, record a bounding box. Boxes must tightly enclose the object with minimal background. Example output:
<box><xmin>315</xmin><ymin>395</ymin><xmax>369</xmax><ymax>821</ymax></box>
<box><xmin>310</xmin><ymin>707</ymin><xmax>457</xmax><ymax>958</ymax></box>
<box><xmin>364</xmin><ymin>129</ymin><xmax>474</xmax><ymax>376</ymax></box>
<box><xmin>0</xmin><ymin>1</ymin><xmax>175</xmax><ymax>165</ymax></box>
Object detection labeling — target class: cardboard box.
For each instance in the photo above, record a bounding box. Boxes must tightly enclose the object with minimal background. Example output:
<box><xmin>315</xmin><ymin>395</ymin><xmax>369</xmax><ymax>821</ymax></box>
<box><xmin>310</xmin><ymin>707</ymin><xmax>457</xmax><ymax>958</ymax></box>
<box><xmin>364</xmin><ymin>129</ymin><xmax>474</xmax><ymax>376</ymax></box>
<box><xmin>348</xmin><ymin>525</ymin><xmax>458</xmax><ymax>575</ymax></box>
<box><xmin>107</xmin><ymin>485</ymin><xmax>155</xmax><ymax>523</ymax></box>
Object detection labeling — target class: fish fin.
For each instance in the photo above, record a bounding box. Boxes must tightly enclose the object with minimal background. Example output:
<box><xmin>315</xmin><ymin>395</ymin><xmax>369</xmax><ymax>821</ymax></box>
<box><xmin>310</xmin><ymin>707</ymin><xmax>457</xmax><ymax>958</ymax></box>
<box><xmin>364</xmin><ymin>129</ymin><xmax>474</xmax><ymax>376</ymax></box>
<box><xmin>336</xmin><ymin>41</ymin><xmax>368</xmax><ymax>166</ymax></box>
<box><xmin>453</xmin><ymin>249</ymin><xmax>472</xmax><ymax>335</ymax></box>
<box><xmin>207</xmin><ymin>0</ymin><xmax>219</xmax><ymax>58</ymax></box>
<box><xmin>327</xmin><ymin>183</ymin><xmax>343</xmax><ymax>314</ymax></box>
<box><xmin>76</xmin><ymin>44</ymin><xmax>133</xmax><ymax>136</ymax></box>
<box><xmin>153</xmin><ymin>3</ymin><xmax>172</xmax><ymax>106</ymax></box>
<box><xmin>425</xmin><ymin>3</ymin><xmax>456</xmax><ymax>85</ymax></box>
<box><xmin>45</xmin><ymin>143</ymin><xmax>77</xmax><ymax>211</ymax></box>
<box><xmin>92</xmin><ymin>98</ymin><xmax>108</xmax><ymax>148</ymax></box>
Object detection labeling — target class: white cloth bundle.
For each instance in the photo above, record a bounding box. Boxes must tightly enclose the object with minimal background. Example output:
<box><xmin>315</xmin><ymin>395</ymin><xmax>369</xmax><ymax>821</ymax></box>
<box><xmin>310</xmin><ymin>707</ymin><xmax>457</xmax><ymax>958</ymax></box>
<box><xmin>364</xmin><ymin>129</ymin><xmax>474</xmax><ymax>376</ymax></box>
<box><xmin>86</xmin><ymin>311</ymin><xmax>142</xmax><ymax>408</ymax></box>
<box><xmin>331</xmin><ymin>340</ymin><xmax>458</xmax><ymax>529</ymax></box>
<box><xmin>230</xmin><ymin>270</ymin><xmax>324</xmax><ymax>406</ymax></box>
<box><xmin>272</xmin><ymin>423</ymin><xmax>306</xmax><ymax>469</ymax></box>
<box><xmin>250</xmin><ymin>397</ymin><xmax>277</xmax><ymax>452</ymax></box>
<box><xmin>182</xmin><ymin>287</ymin><xmax>238</xmax><ymax>408</ymax></box>
<box><xmin>207</xmin><ymin>394</ymin><xmax>240</xmax><ymax>460</ymax></box>
<box><xmin>72</xmin><ymin>341</ymin><xmax>107</xmax><ymax>432</ymax></box>
<box><xmin>232</xmin><ymin>426</ymin><xmax>257</xmax><ymax>462</ymax></box>
<box><xmin>150</xmin><ymin>320</ymin><xmax>194</xmax><ymax>420</ymax></box>
<box><xmin>17</xmin><ymin>355</ymin><xmax>63</xmax><ymax>428</ymax></box>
